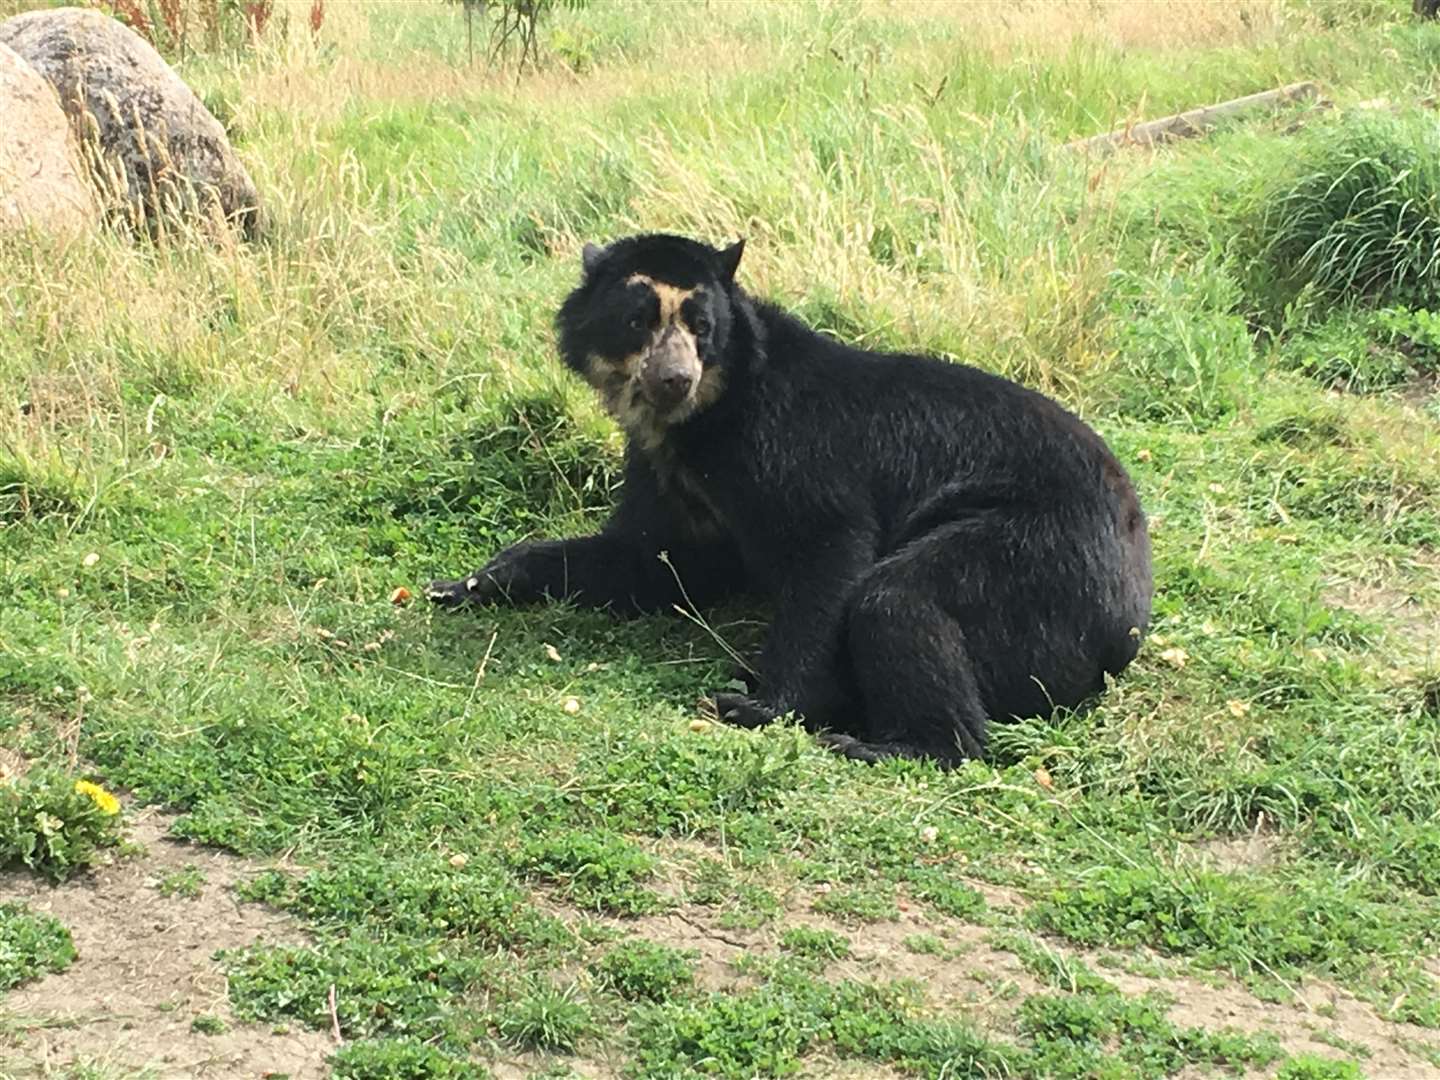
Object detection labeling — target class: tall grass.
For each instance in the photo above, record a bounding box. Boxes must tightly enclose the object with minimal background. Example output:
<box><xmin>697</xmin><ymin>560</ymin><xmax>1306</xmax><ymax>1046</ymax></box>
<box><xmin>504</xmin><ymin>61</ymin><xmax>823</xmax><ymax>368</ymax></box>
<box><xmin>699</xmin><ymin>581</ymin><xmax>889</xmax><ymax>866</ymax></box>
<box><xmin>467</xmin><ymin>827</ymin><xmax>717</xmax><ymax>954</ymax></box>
<box><xmin>1250</xmin><ymin>112</ymin><xmax>1440</xmax><ymax>313</ymax></box>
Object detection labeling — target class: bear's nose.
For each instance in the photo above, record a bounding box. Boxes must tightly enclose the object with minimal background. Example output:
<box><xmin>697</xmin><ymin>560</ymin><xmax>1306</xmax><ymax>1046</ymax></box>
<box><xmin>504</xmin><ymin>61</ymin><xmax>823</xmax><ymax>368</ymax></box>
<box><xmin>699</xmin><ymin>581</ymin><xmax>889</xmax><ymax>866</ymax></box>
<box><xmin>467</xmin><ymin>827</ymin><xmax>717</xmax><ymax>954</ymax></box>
<box><xmin>658</xmin><ymin>370</ymin><xmax>694</xmax><ymax>398</ymax></box>
<box><xmin>644</xmin><ymin>357</ymin><xmax>697</xmax><ymax>409</ymax></box>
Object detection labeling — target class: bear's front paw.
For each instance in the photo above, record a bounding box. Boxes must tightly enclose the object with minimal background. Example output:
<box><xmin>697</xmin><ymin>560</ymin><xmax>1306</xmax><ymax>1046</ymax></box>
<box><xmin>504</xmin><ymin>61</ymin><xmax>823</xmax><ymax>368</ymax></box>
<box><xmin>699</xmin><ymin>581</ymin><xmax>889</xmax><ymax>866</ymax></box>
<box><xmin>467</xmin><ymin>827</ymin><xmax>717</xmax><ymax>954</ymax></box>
<box><xmin>708</xmin><ymin>692</ymin><xmax>777</xmax><ymax>730</ymax></box>
<box><xmin>425</xmin><ymin>571</ymin><xmax>499</xmax><ymax>609</ymax></box>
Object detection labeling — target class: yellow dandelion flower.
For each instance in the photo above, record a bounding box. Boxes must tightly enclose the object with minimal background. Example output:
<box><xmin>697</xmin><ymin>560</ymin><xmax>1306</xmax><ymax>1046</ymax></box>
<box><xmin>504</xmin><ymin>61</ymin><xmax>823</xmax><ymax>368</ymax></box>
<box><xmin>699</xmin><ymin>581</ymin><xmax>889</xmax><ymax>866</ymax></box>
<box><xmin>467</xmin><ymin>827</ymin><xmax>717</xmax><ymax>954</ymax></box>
<box><xmin>74</xmin><ymin>779</ymin><xmax>120</xmax><ymax>815</ymax></box>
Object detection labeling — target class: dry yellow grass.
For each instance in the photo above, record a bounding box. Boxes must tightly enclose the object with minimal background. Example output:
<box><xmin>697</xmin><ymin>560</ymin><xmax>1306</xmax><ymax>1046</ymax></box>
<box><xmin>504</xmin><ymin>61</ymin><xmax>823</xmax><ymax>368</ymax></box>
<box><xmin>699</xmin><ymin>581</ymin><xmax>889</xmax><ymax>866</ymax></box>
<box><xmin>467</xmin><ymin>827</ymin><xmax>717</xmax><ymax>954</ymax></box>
<box><xmin>878</xmin><ymin>0</ymin><xmax>1295</xmax><ymax>52</ymax></box>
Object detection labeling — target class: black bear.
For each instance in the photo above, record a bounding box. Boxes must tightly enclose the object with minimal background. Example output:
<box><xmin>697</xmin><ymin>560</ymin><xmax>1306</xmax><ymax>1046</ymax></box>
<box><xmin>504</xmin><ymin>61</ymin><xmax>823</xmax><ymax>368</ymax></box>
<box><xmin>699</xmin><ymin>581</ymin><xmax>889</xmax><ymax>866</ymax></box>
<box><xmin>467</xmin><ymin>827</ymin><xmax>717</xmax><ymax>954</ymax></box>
<box><xmin>429</xmin><ymin>233</ymin><xmax>1153</xmax><ymax>765</ymax></box>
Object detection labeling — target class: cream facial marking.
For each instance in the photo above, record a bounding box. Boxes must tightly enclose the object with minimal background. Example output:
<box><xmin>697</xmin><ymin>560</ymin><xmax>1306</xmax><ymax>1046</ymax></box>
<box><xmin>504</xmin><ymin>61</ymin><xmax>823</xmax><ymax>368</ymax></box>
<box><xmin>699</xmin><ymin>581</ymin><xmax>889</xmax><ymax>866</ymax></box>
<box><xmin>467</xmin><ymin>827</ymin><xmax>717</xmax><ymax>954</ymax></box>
<box><xmin>581</xmin><ymin>274</ymin><xmax>718</xmax><ymax>449</ymax></box>
<box><xmin>625</xmin><ymin>273</ymin><xmax>699</xmax><ymax>323</ymax></box>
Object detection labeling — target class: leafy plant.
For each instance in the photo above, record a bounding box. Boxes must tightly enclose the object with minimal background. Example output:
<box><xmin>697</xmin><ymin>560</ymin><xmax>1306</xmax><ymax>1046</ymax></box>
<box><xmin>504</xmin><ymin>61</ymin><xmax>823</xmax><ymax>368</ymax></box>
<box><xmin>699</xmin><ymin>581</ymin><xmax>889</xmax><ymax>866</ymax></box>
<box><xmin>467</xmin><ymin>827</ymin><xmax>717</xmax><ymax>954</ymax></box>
<box><xmin>902</xmin><ymin>933</ymin><xmax>945</xmax><ymax>956</ymax></box>
<box><xmin>190</xmin><ymin>1013</ymin><xmax>228</xmax><ymax>1034</ymax></box>
<box><xmin>1275</xmin><ymin>304</ymin><xmax>1440</xmax><ymax>393</ymax></box>
<box><xmin>514</xmin><ymin>830</ymin><xmax>663</xmax><ymax>915</ymax></box>
<box><xmin>330</xmin><ymin>1037</ymin><xmax>493</xmax><ymax>1079</ymax></box>
<box><xmin>778</xmin><ymin>926</ymin><xmax>851</xmax><ymax>962</ymax></box>
<box><xmin>1104</xmin><ymin>258</ymin><xmax>1258</xmax><ymax>430</ymax></box>
<box><xmin>1274</xmin><ymin>1055</ymin><xmax>1366</xmax><ymax>1080</ymax></box>
<box><xmin>811</xmin><ymin>883</ymin><xmax>898</xmax><ymax>923</ymax></box>
<box><xmin>629</xmin><ymin>971</ymin><xmax>1020</xmax><ymax>1079</ymax></box>
<box><xmin>905</xmin><ymin>867</ymin><xmax>988</xmax><ymax>920</ymax></box>
<box><xmin>277</xmin><ymin>853</ymin><xmax>568</xmax><ymax>951</ymax></box>
<box><xmin>591</xmin><ymin>939</ymin><xmax>698</xmax><ymax>1002</ymax></box>
<box><xmin>225</xmin><ymin>936</ymin><xmax>493</xmax><ymax>1043</ymax></box>
<box><xmin>1029</xmin><ymin>863</ymin><xmax>1440</xmax><ymax>1020</ymax></box>
<box><xmin>157</xmin><ymin>866</ymin><xmax>207</xmax><ymax>899</ymax></box>
<box><xmin>0</xmin><ymin>903</ymin><xmax>76</xmax><ymax>990</ymax></box>
<box><xmin>0</xmin><ymin>771</ymin><xmax>123</xmax><ymax>881</ymax></box>
<box><xmin>1019</xmin><ymin>987</ymin><xmax>1282</xmax><ymax>1077</ymax></box>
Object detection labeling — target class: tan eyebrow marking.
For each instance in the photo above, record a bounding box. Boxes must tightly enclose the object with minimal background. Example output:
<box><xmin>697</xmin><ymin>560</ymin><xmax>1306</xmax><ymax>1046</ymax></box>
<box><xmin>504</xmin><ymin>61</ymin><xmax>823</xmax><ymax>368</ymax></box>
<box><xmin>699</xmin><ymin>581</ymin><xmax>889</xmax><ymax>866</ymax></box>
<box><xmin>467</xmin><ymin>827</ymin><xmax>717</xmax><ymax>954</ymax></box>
<box><xmin>626</xmin><ymin>273</ymin><xmax>699</xmax><ymax>323</ymax></box>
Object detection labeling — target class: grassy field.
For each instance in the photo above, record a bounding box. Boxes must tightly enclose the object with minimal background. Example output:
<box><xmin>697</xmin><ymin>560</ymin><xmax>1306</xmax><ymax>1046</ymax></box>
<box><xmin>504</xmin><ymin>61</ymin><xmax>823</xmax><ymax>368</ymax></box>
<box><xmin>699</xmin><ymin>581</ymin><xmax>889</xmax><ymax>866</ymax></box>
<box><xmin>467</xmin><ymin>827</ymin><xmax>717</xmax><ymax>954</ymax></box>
<box><xmin>3</xmin><ymin>0</ymin><xmax>1440</xmax><ymax>1076</ymax></box>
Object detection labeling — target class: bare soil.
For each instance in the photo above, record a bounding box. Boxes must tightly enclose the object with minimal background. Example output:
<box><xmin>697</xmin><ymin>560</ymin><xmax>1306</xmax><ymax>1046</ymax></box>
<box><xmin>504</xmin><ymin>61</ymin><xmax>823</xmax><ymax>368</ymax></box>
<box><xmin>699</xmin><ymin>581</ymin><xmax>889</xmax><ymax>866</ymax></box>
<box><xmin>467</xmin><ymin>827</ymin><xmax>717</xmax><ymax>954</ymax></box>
<box><xmin>0</xmin><ymin>807</ymin><xmax>331</xmax><ymax>1080</ymax></box>
<box><xmin>1324</xmin><ymin>552</ymin><xmax>1440</xmax><ymax>668</ymax></box>
<box><xmin>607</xmin><ymin>893</ymin><xmax>1440</xmax><ymax>1078</ymax></box>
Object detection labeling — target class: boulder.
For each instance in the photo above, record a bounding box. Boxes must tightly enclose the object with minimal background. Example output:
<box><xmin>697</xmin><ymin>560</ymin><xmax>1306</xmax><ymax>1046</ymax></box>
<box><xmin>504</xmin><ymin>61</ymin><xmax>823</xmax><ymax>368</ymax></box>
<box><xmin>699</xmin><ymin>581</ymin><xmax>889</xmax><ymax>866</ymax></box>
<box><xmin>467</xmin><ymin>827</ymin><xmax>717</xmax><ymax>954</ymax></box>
<box><xmin>0</xmin><ymin>40</ymin><xmax>96</xmax><ymax>237</ymax></box>
<box><xmin>0</xmin><ymin>6</ymin><xmax>260</xmax><ymax>236</ymax></box>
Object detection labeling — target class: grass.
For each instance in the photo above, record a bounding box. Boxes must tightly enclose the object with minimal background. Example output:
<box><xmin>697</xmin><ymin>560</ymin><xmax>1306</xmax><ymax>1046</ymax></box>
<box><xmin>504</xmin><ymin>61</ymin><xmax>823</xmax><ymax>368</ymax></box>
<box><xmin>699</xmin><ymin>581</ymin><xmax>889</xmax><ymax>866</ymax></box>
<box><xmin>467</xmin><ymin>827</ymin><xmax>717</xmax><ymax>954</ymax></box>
<box><xmin>2</xmin><ymin>0</ymin><xmax>1440</xmax><ymax>1076</ymax></box>
<box><xmin>591</xmin><ymin>940</ymin><xmax>699</xmax><ymax>1002</ymax></box>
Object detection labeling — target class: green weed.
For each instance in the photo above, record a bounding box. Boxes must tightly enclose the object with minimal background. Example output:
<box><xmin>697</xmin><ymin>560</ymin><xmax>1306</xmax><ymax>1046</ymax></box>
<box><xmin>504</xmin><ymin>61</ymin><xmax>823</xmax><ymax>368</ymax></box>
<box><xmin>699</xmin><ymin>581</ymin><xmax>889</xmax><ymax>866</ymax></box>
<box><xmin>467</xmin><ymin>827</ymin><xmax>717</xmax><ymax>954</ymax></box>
<box><xmin>1019</xmin><ymin>988</ymin><xmax>1283</xmax><ymax>1078</ymax></box>
<box><xmin>810</xmin><ymin>883</ymin><xmax>899</xmax><ymax>923</ymax></box>
<box><xmin>155</xmin><ymin>867</ymin><xmax>206</xmax><ymax>899</ymax></box>
<box><xmin>329</xmin><ymin>1038</ymin><xmax>492</xmax><ymax>1079</ymax></box>
<box><xmin>0</xmin><ymin>902</ymin><xmax>76</xmax><ymax>990</ymax></box>
<box><xmin>902</xmin><ymin>933</ymin><xmax>945</xmax><ymax>956</ymax></box>
<box><xmin>1274</xmin><ymin>1055</ymin><xmax>1366</xmax><ymax>1080</ymax></box>
<box><xmin>590</xmin><ymin>940</ymin><xmax>698</xmax><ymax>1002</ymax></box>
<box><xmin>513</xmin><ymin>829</ymin><xmax>663</xmax><ymax>916</ymax></box>
<box><xmin>189</xmin><ymin>1013</ymin><xmax>227</xmax><ymax>1035</ymax></box>
<box><xmin>225</xmin><ymin>937</ymin><xmax>494</xmax><ymax>1044</ymax></box>
<box><xmin>1104</xmin><ymin>257</ymin><xmax>1259</xmax><ymax>430</ymax></box>
<box><xmin>1030</xmin><ymin>864</ymin><xmax>1440</xmax><ymax>1021</ymax></box>
<box><xmin>778</xmin><ymin>926</ymin><xmax>851</xmax><ymax>962</ymax></box>
<box><xmin>495</xmin><ymin>979</ymin><xmax>593</xmax><ymax>1052</ymax></box>
<box><xmin>0</xmin><ymin>771</ymin><xmax>123</xmax><ymax>882</ymax></box>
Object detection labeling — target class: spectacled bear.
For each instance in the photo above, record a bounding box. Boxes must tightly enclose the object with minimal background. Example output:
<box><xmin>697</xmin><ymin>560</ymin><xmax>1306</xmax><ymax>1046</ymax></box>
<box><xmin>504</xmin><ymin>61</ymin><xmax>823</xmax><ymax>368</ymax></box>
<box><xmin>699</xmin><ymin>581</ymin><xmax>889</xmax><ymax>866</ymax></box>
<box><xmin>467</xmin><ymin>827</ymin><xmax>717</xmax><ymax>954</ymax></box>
<box><xmin>428</xmin><ymin>233</ymin><xmax>1153</xmax><ymax>765</ymax></box>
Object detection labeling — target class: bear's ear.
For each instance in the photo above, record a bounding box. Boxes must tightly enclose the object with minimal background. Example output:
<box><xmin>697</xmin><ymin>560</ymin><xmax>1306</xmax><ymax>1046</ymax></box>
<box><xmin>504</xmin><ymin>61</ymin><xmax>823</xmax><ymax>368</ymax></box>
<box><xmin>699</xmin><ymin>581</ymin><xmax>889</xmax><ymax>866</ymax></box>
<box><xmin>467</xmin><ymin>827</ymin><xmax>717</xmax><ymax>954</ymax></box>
<box><xmin>581</xmin><ymin>242</ymin><xmax>605</xmax><ymax>276</ymax></box>
<box><xmin>717</xmin><ymin>238</ymin><xmax>745</xmax><ymax>283</ymax></box>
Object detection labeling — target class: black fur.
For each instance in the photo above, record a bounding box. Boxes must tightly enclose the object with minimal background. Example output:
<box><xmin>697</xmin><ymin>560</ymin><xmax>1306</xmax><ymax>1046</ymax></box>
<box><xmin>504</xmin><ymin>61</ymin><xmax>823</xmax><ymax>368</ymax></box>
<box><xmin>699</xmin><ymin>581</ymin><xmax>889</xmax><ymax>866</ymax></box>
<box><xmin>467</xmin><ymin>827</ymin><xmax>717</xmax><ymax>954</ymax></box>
<box><xmin>429</xmin><ymin>233</ymin><xmax>1153</xmax><ymax>765</ymax></box>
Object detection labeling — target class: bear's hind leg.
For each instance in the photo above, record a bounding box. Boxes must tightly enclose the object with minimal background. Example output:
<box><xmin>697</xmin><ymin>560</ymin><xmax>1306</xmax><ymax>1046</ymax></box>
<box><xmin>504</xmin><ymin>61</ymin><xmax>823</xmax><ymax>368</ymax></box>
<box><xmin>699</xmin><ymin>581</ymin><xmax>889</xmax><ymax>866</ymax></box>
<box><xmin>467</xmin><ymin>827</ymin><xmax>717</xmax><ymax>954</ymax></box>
<box><xmin>840</xmin><ymin>593</ymin><xmax>989</xmax><ymax>765</ymax></box>
<box><xmin>836</xmin><ymin>528</ymin><xmax>999</xmax><ymax>766</ymax></box>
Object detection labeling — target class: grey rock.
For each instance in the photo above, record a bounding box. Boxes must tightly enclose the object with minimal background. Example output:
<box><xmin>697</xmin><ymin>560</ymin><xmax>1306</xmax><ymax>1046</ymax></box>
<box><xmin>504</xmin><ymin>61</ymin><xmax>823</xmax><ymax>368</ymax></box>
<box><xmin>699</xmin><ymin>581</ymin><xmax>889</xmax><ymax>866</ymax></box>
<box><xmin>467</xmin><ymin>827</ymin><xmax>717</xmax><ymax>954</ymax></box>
<box><xmin>0</xmin><ymin>40</ymin><xmax>96</xmax><ymax>237</ymax></box>
<box><xmin>0</xmin><ymin>6</ymin><xmax>260</xmax><ymax>236</ymax></box>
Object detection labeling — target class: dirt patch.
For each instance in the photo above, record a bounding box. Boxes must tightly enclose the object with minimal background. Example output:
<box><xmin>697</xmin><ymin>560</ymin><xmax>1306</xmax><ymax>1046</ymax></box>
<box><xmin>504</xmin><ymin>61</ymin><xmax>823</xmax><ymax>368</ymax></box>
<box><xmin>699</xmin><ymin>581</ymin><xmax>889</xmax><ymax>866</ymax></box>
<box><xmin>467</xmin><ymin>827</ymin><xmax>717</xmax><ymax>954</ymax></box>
<box><xmin>592</xmin><ymin>899</ymin><xmax>1440</xmax><ymax>1076</ymax></box>
<box><xmin>790</xmin><ymin>907</ymin><xmax>1040</xmax><ymax>1015</ymax></box>
<box><xmin>0</xmin><ymin>806</ymin><xmax>332</xmax><ymax>1079</ymax></box>
<box><xmin>1104</xmin><ymin>966</ymin><xmax>1440</xmax><ymax>1079</ymax></box>
<box><xmin>489</xmin><ymin>1050</ymin><xmax>625</xmax><ymax>1080</ymax></box>
<box><xmin>1183</xmin><ymin>831</ymin><xmax>1285</xmax><ymax>874</ymax></box>
<box><xmin>1398</xmin><ymin>370</ymin><xmax>1440</xmax><ymax>412</ymax></box>
<box><xmin>604</xmin><ymin>899</ymin><xmax>1042</xmax><ymax>1032</ymax></box>
<box><xmin>1324</xmin><ymin>555</ymin><xmax>1440</xmax><ymax>665</ymax></box>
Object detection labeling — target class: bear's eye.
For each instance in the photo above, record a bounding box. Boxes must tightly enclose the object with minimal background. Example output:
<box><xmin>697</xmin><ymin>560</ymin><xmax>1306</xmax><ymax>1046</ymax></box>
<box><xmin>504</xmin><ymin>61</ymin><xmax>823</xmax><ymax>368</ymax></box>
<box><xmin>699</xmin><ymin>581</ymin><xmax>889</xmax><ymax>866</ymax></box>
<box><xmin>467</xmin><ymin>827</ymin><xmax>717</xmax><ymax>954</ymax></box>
<box><xmin>693</xmin><ymin>316</ymin><xmax>713</xmax><ymax>336</ymax></box>
<box><xmin>628</xmin><ymin>315</ymin><xmax>647</xmax><ymax>331</ymax></box>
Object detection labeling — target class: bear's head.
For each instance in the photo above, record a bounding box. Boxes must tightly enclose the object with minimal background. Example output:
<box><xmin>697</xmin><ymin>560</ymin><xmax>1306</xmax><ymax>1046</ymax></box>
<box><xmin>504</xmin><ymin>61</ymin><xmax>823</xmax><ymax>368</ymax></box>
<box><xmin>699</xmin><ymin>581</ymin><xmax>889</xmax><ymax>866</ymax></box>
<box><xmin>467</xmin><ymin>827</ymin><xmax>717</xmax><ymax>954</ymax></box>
<box><xmin>556</xmin><ymin>233</ymin><xmax>745</xmax><ymax>449</ymax></box>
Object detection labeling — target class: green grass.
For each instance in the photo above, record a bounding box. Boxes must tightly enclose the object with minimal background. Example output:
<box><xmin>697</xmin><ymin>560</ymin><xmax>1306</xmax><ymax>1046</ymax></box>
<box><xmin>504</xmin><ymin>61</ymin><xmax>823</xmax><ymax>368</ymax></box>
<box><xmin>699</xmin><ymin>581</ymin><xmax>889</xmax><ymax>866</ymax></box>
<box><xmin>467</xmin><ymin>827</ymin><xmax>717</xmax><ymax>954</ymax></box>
<box><xmin>3</xmin><ymin>0</ymin><xmax>1440</xmax><ymax>1076</ymax></box>
<box><xmin>591</xmin><ymin>940</ymin><xmax>699</xmax><ymax>1002</ymax></box>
